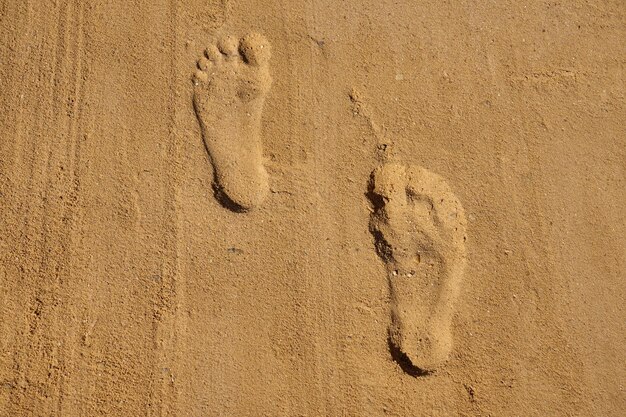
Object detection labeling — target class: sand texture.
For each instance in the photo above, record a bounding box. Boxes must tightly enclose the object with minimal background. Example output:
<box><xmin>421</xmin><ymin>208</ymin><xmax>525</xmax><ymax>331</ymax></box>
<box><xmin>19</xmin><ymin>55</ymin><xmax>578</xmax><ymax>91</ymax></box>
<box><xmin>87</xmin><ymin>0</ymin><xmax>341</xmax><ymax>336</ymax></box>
<box><xmin>0</xmin><ymin>1</ymin><xmax>625</xmax><ymax>416</ymax></box>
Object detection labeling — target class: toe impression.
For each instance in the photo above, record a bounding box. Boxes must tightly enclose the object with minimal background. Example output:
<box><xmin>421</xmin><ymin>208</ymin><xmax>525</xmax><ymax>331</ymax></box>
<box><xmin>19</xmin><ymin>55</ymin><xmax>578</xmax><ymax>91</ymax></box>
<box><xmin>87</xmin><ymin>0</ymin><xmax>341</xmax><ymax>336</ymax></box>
<box><xmin>239</xmin><ymin>33</ymin><xmax>271</xmax><ymax>66</ymax></box>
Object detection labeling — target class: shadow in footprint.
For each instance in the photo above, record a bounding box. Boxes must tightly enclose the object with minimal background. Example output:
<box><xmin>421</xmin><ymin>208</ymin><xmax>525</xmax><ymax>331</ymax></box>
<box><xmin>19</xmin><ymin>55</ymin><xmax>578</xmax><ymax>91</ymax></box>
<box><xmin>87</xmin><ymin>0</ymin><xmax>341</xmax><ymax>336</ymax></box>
<box><xmin>387</xmin><ymin>336</ymin><xmax>431</xmax><ymax>377</ymax></box>
<box><xmin>211</xmin><ymin>182</ymin><xmax>249</xmax><ymax>213</ymax></box>
<box><xmin>365</xmin><ymin>176</ymin><xmax>394</xmax><ymax>264</ymax></box>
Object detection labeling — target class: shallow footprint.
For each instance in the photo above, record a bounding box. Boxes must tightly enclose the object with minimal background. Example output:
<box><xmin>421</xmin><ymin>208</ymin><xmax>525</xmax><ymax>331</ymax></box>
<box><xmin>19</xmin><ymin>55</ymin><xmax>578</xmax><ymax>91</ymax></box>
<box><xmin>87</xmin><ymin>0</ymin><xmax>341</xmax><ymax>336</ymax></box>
<box><xmin>369</xmin><ymin>163</ymin><xmax>467</xmax><ymax>374</ymax></box>
<box><xmin>193</xmin><ymin>33</ymin><xmax>272</xmax><ymax>211</ymax></box>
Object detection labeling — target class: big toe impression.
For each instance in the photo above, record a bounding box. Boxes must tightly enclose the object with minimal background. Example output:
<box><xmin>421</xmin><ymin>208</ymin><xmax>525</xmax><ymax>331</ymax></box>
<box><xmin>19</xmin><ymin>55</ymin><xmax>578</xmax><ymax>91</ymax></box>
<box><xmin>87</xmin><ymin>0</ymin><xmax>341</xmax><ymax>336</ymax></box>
<box><xmin>239</xmin><ymin>33</ymin><xmax>271</xmax><ymax>66</ymax></box>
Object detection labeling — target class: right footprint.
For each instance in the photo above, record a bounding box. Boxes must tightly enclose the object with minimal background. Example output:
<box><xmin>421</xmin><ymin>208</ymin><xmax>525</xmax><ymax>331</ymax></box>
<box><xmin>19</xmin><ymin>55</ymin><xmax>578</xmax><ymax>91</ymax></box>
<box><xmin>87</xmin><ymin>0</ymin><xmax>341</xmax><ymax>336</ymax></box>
<box><xmin>369</xmin><ymin>163</ymin><xmax>467</xmax><ymax>374</ymax></box>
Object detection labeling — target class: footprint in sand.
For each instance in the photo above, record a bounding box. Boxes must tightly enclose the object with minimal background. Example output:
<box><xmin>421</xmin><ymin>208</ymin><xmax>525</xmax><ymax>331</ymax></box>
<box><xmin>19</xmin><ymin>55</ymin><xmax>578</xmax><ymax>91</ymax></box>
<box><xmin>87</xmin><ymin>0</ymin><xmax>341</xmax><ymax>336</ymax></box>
<box><xmin>193</xmin><ymin>33</ymin><xmax>272</xmax><ymax>211</ymax></box>
<box><xmin>368</xmin><ymin>163</ymin><xmax>467</xmax><ymax>374</ymax></box>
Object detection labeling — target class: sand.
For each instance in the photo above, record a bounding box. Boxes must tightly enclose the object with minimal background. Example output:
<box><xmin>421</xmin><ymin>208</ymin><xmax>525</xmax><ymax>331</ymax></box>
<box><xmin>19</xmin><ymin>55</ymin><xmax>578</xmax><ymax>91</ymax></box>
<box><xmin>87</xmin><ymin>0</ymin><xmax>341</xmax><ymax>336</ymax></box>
<box><xmin>0</xmin><ymin>1</ymin><xmax>625</xmax><ymax>416</ymax></box>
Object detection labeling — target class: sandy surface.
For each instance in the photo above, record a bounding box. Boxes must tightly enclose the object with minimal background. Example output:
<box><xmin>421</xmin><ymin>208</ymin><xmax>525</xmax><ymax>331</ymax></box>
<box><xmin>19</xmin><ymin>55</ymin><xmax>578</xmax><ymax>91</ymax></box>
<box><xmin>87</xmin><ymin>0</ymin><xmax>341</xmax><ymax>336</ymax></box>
<box><xmin>0</xmin><ymin>1</ymin><xmax>625</xmax><ymax>416</ymax></box>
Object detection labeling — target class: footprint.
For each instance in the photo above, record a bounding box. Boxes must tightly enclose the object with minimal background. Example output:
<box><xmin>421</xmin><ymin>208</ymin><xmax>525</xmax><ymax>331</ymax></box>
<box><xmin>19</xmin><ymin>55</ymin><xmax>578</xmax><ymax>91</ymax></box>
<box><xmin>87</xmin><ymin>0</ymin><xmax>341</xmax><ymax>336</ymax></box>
<box><xmin>368</xmin><ymin>163</ymin><xmax>467</xmax><ymax>374</ymax></box>
<box><xmin>193</xmin><ymin>33</ymin><xmax>272</xmax><ymax>211</ymax></box>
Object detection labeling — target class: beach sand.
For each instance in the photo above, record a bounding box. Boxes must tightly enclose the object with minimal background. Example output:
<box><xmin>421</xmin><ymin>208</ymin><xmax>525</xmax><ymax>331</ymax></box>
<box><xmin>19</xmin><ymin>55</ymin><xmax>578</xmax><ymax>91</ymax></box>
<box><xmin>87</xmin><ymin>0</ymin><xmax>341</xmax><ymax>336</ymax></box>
<box><xmin>0</xmin><ymin>1</ymin><xmax>624</xmax><ymax>415</ymax></box>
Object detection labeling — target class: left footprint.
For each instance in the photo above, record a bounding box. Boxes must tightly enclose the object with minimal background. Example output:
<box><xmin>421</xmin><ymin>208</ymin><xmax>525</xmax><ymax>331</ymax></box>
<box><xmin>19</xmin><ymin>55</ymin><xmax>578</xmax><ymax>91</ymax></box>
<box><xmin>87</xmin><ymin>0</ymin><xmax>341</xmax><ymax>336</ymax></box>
<box><xmin>193</xmin><ymin>33</ymin><xmax>272</xmax><ymax>211</ymax></box>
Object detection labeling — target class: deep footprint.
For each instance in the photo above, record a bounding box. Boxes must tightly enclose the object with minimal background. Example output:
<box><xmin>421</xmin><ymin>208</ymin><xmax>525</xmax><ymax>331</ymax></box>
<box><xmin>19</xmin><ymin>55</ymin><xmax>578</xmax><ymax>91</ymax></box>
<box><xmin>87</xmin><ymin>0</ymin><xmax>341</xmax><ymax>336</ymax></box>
<box><xmin>193</xmin><ymin>33</ymin><xmax>272</xmax><ymax>211</ymax></box>
<box><xmin>368</xmin><ymin>163</ymin><xmax>467</xmax><ymax>373</ymax></box>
